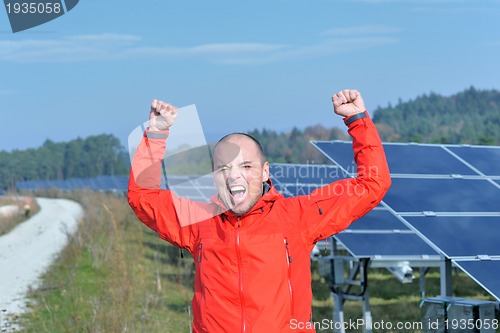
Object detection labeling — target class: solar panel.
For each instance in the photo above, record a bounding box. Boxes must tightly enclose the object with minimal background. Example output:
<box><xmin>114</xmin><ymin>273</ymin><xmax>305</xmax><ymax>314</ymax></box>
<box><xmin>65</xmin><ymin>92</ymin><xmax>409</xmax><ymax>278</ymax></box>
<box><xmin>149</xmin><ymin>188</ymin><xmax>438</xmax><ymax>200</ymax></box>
<box><xmin>310</xmin><ymin>142</ymin><xmax>355</xmax><ymax>171</ymax></box>
<box><xmin>90</xmin><ymin>162</ymin><xmax>441</xmax><ymax>265</ymax></box>
<box><xmin>113</xmin><ymin>176</ymin><xmax>129</xmax><ymax>191</ymax></box>
<box><xmin>313</xmin><ymin>142</ymin><xmax>479</xmax><ymax>175</ymax></box>
<box><xmin>404</xmin><ymin>216</ymin><xmax>500</xmax><ymax>258</ymax></box>
<box><xmin>268</xmin><ymin>163</ymin><xmax>440</xmax><ymax>266</ymax></box>
<box><xmin>16</xmin><ymin>176</ymin><xmax>130</xmax><ymax>192</ymax></box>
<box><xmin>200</xmin><ymin>188</ymin><xmax>217</xmax><ymax>199</ymax></box>
<box><xmin>172</xmin><ymin>186</ymin><xmax>205</xmax><ymax>199</ymax></box>
<box><xmin>312</xmin><ymin>140</ymin><xmax>500</xmax><ymax>301</ymax></box>
<box><xmin>382</xmin><ymin>144</ymin><xmax>478</xmax><ymax>175</ymax></box>
<box><xmin>277</xmin><ymin>184</ymin><xmax>323</xmax><ymax>197</ymax></box>
<box><xmin>346</xmin><ymin>209</ymin><xmax>410</xmax><ymax>231</ymax></box>
<box><xmin>384</xmin><ymin>178</ymin><xmax>500</xmax><ymax>213</ymax></box>
<box><xmin>335</xmin><ymin>233</ymin><xmax>438</xmax><ymax>257</ymax></box>
<box><xmin>453</xmin><ymin>260</ymin><xmax>500</xmax><ymax>302</ymax></box>
<box><xmin>447</xmin><ymin>146</ymin><xmax>500</xmax><ymax>176</ymax></box>
<box><xmin>191</xmin><ymin>176</ymin><xmax>215</xmax><ymax>187</ymax></box>
<box><xmin>270</xmin><ymin>163</ymin><xmax>342</xmax><ymax>184</ymax></box>
<box><xmin>15</xmin><ymin>145</ymin><xmax>498</xmax><ymax>303</ymax></box>
<box><xmin>270</xmin><ymin>163</ymin><xmax>343</xmax><ymax>198</ymax></box>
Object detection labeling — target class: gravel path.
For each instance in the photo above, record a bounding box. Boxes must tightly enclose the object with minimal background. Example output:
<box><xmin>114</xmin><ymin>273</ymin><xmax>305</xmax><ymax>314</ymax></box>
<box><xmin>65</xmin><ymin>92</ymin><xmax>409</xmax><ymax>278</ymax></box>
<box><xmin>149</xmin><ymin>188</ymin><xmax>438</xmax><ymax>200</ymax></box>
<box><xmin>0</xmin><ymin>198</ymin><xmax>83</xmax><ymax>319</ymax></box>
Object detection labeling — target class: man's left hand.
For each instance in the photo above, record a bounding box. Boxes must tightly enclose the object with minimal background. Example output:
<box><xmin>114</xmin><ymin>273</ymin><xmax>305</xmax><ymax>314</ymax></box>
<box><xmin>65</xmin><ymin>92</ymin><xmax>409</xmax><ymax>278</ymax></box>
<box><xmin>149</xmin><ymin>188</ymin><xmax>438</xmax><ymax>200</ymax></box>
<box><xmin>332</xmin><ymin>89</ymin><xmax>366</xmax><ymax>117</ymax></box>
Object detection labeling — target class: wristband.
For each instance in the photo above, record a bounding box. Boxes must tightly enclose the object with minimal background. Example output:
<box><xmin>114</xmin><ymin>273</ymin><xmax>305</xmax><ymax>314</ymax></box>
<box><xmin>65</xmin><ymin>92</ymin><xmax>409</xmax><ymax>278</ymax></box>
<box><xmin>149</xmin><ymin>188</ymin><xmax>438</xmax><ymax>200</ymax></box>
<box><xmin>144</xmin><ymin>130</ymin><xmax>168</xmax><ymax>139</ymax></box>
<box><xmin>344</xmin><ymin>112</ymin><xmax>367</xmax><ymax>125</ymax></box>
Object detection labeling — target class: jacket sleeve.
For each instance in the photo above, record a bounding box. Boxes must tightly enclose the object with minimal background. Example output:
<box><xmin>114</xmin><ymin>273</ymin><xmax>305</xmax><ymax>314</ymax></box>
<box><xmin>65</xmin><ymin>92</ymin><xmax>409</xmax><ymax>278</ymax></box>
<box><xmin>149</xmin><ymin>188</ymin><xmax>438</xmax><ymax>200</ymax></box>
<box><xmin>127</xmin><ymin>130</ymin><xmax>213</xmax><ymax>253</ymax></box>
<box><xmin>297</xmin><ymin>111</ymin><xmax>392</xmax><ymax>244</ymax></box>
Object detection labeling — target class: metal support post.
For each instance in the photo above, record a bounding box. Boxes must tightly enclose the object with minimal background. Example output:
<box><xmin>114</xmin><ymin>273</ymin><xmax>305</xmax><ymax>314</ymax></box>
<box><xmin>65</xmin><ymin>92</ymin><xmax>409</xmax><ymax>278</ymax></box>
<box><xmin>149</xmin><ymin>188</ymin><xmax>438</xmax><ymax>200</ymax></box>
<box><xmin>440</xmin><ymin>255</ymin><xmax>452</xmax><ymax>296</ymax></box>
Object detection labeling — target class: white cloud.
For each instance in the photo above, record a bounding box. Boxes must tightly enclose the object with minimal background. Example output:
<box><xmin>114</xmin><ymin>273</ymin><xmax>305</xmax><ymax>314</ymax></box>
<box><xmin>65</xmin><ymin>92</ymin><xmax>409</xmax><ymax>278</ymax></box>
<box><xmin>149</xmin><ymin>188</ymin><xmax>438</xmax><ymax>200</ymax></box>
<box><xmin>226</xmin><ymin>37</ymin><xmax>398</xmax><ymax>65</ymax></box>
<box><xmin>67</xmin><ymin>33</ymin><xmax>141</xmax><ymax>43</ymax></box>
<box><xmin>0</xmin><ymin>30</ymin><xmax>398</xmax><ymax>65</ymax></box>
<box><xmin>0</xmin><ymin>34</ymin><xmax>289</xmax><ymax>63</ymax></box>
<box><xmin>322</xmin><ymin>25</ymin><xmax>400</xmax><ymax>36</ymax></box>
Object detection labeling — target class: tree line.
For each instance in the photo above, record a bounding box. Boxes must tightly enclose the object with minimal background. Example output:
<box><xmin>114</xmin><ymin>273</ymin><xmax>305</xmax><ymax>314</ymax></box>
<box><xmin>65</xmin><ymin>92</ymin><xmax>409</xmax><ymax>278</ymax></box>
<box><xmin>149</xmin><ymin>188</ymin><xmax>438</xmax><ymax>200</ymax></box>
<box><xmin>372</xmin><ymin>86</ymin><xmax>500</xmax><ymax>145</ymax></box>
<box><xmin>0</xmin><ymin>134</ymin><xmax>128</xmax><ymax>190</ymax></box>
<box><xmin>248</xmin><ymin>125</ymin><xmax>348</xmax><ymax>164</ymax></box>
<box><xmin>2</xmin><ymin>86</ymin><xmax>499</xmax><ymax>189</ymax></box>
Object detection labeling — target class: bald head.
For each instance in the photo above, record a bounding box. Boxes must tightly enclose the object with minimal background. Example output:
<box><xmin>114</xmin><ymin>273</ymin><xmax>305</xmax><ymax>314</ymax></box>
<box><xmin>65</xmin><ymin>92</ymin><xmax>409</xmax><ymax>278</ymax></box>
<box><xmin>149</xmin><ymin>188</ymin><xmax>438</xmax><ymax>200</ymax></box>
<box><xmin>212</xmin><ymin>133</ymin><xmax>266</xmax><ymax>169</ymax></box>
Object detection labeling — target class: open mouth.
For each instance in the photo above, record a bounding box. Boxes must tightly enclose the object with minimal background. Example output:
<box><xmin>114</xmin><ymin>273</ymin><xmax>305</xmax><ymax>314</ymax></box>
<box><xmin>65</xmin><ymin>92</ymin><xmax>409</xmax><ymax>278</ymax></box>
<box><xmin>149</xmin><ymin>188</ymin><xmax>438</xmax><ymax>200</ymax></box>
<box><xmin>229</xmin><ymin>185</ymin><xmax>247</xmax><ymax>203</ymax></box>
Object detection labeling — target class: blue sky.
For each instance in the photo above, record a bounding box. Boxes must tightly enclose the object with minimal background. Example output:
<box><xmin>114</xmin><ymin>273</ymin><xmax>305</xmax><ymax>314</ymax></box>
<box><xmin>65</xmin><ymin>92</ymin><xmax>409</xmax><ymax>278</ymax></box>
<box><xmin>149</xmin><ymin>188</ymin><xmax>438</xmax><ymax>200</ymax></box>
<box><xmin>1</xmin><ymin>0</ymin><xmax>499</xmax><ymax>152</ymax></box>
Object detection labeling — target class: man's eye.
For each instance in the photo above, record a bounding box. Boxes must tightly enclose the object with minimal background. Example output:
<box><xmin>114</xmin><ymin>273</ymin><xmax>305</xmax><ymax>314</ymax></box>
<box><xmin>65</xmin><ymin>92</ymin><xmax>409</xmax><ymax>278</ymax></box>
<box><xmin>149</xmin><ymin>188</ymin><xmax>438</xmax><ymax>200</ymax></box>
<box><xmin>243</xmin><ymin>165</ymin><xmax>252</xmax><ymax>169</ymax></box>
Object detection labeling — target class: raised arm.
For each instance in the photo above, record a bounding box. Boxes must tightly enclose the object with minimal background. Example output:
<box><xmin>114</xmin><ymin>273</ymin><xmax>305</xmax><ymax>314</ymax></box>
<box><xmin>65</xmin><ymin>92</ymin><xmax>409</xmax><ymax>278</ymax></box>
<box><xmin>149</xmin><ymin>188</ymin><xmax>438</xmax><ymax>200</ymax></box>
<box><xmin>127</xmin><ymin>100</ymin><xmax>212</xmax><ymax>252</ymax></box>
<box><xmin>298</xmin><ymin>89</ymin><xmax>392</xmax><ymax>244</ymax></box>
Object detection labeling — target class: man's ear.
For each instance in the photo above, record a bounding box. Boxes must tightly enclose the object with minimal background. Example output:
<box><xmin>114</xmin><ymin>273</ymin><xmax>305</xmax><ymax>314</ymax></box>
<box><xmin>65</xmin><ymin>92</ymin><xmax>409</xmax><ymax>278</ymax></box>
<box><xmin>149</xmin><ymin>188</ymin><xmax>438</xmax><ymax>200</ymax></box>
<box><xmin>262</xmin><ymin>161</ymin><xmax>270</xmax><ymax>182</ymax></box>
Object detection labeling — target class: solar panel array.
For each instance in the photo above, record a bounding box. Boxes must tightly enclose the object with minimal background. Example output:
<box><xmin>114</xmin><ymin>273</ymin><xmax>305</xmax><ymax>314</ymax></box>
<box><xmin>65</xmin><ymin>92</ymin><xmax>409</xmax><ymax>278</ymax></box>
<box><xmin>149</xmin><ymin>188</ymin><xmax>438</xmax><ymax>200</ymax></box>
<box><xmin>312</xmin><ymin>141</ymin><xmax>500</xmax><ymax>301</ymax></box>
<box><xmin>14</xmin><ymin>143</ymin><xmax>500</xmax><ymax>300</ymax></box>
<box><xmin>16</xmin><ymin>176</ymin><xmax>129</xmax><ymax>193</ymax></box>
<box><xmin>270</xmin><ymin>163</ymin><xmax>440</xmax><ymax>262</ymax></box>
<box><xmin>16</xmin><ymin>162</ymin><xmax>443</xmax><ymax>266</ymax></box>
<box><xmin>15</xmin><ymin>175</ymin><xmax>218</xmax><ymax>201</ymax></box>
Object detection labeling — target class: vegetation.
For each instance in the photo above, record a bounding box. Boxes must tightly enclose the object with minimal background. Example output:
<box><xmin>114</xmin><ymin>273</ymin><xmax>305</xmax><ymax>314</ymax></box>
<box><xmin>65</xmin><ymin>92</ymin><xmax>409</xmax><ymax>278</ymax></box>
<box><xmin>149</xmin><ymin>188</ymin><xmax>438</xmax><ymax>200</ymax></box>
<box><xmin>3</xmin><ymin>86</ymin><xmax>500</xmax><ymax>330</ymax></box>
<box><xmin>18</xmin><ymin>191</ymin><xmax>195</xmax><ymax>333</ymax></box>
<box><xmin>248</xmin><ymin>125</ymin><xmax>348</xmax><ymax>164</ymax></box>
<box><xmin>4</xmin><ymin>86</ymin><xmax>499</xmax><ymax>190</ymax></box>
<box><xmin>372</xmin><ymin>86</ymin><xmax>500</xmax><ymax>145</ymax></box>
<box><xmin>0</xmin><ymin>194</ymin><xmax>40</xmax><ymax>236</ymax></box>
<box><xmin>0</xmin><ymin>134</ymin><xmax>128</xmax><ymax>190</ymax></box>
<box><xmin>12</xmin><ymin>192</ymin><xmax>498</xmax><ymax>333</ymax></box>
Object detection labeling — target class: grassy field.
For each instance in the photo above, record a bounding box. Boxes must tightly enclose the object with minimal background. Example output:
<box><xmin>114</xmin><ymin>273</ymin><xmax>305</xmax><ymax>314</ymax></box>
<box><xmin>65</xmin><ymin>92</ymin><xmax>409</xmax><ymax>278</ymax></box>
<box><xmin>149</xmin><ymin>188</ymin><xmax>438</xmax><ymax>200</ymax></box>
<box><xmin>9</xmin><ymin>192</ymin><xmax>499</xmax><ymax>332</ymax></box>
<box><xmin>0</xmin><ymin>194</ymin><xmax>40</xmax><ymax>236</ymax></box>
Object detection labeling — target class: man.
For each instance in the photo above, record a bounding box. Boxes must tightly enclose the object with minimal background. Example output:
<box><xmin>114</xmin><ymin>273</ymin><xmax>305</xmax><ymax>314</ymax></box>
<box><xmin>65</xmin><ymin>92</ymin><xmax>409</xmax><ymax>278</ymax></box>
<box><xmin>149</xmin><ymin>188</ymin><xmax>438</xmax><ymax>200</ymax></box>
<box><xmin>128</xmin><ymin>89</ymin><xmax>391</xmax><ymax>333</ymax></box>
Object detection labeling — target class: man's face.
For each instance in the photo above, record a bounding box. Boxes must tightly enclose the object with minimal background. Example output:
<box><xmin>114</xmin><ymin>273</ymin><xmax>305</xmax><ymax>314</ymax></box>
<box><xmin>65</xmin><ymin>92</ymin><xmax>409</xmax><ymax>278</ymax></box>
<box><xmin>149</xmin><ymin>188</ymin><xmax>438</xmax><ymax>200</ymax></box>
<box><xmin>213</xmin><ymin>136</ymin><xmax>269</xmax><ymax>216</ymax></box>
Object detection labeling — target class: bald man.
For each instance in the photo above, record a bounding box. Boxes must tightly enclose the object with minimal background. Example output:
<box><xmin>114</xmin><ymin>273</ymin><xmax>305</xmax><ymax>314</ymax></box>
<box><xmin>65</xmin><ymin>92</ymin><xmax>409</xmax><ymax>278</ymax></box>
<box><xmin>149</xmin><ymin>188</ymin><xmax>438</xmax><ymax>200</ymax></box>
<box><xmin>128</xmin><ymin>89</ymin><xmax>391</xmax><ymax>333</ymax></box>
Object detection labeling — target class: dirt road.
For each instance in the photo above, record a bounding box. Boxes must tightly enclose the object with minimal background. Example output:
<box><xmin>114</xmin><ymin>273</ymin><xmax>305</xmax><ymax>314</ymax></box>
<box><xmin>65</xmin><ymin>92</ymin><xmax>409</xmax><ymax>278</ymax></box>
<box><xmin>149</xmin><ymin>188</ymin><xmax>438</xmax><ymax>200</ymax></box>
<box><xmin>0</xmin><ymin>198</ymin><xmax>83</xmax><ymax>318</ymax></box>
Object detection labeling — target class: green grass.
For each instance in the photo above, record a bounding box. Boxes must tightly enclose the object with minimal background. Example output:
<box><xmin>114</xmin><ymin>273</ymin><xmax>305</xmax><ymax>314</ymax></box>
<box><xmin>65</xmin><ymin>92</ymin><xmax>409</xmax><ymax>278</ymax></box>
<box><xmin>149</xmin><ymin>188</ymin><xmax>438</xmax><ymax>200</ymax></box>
<box><xmin>14</xmin><ymin>192</ymin><xmax>500</xmax><ymax>332</ymax></box>
<box><xmin>310</xmin><ymin>264</ymin><xmax>499</xmax><ymax>332</ymax></box>
<box><xmin>19</xmin><ymin>192</ymin><xmax>195</xmax><ymax>333</ymax></box>
<box><xmin>0</xmin><ymin>194</ymin><xmax>40</xmax><ymax>236</ymax></box>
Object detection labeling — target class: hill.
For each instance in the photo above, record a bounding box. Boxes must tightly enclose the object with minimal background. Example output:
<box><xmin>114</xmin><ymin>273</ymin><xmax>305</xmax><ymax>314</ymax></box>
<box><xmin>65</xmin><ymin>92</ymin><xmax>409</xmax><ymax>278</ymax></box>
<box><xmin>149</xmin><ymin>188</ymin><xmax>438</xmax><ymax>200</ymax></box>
<box><xmin>372</xmin><ymin>86</ymin><xmax>500</xmax><ymax>145</ymax></box>
<box><xmin>3</xmin><ymin>86</ymin><xmax>499</xmax><ymax>190</ymax></box>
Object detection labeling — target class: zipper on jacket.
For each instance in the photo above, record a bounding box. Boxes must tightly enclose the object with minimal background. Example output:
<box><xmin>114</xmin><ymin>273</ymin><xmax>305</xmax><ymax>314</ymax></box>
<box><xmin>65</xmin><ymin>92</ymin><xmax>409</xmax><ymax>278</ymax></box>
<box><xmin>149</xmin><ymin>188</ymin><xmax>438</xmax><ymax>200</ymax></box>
<box><xmin>315</xmin><ymin>202</ymin><xmax>323</xmax><ymax>215</ymax></box>
<box><xmin>197</xmin><ymin>243</ymin><xmax>202</xmax><ymax>263</ymax></box>
<box><xmin>196</xmin><ymin>242</ymin><xmax>207</xmax><ymax>330</ymax></box>
<box><xmin>284</xmin><ymin>238</ymin><xmax>294</xmax><ymax>316</ymax></box>
<box><xmin>235</xmin><ymin>218</ymin><xmax>246</xmax><ymax>333</ymax></box>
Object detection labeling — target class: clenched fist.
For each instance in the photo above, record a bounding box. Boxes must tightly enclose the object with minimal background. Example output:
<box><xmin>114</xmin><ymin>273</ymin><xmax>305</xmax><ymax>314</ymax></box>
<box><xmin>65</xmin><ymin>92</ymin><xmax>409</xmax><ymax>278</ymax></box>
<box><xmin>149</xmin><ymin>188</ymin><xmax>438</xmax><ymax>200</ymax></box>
<box><xmin>331</xmin><ymin>89</ymin><xmax>366</xmax><ymax>118</ymax></box>
<box><xmin>149</xmin><ymin>99</ymin><xmax>177</xmax><ymax>131</ymax></box>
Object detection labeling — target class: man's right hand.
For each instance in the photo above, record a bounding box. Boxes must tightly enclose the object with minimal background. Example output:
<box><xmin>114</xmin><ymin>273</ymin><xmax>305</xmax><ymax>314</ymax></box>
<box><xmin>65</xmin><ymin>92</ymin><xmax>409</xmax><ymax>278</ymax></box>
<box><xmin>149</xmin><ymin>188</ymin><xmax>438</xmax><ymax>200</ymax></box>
<box><xmin>149</xmin><ymin>99</ymin><xmax>177</xmax><ymax>131</ymax></box>
<box><xmin>331</xmin><ymin>89</ymin><xmax>366</xmax><ymax>118</ymax></box>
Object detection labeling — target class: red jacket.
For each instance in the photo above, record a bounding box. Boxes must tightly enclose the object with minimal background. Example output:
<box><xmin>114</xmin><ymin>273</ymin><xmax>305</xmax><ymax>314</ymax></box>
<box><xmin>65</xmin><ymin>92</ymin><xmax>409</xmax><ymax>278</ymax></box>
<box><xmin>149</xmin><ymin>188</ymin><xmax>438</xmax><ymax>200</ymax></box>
<box><xmin>128</xmin><ymin>112</ymin><xmax>391</xmax><ymax>333</ymax></box>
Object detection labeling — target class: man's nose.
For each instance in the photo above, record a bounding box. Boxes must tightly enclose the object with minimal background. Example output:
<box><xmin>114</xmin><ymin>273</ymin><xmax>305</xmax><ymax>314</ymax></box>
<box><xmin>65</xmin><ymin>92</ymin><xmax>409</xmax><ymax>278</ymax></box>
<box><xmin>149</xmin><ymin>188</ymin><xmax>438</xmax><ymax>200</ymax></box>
<box><xmin>227</xmin><ymin>166</ymin><xmax>242</xmax><ymax>181</ymax></box>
